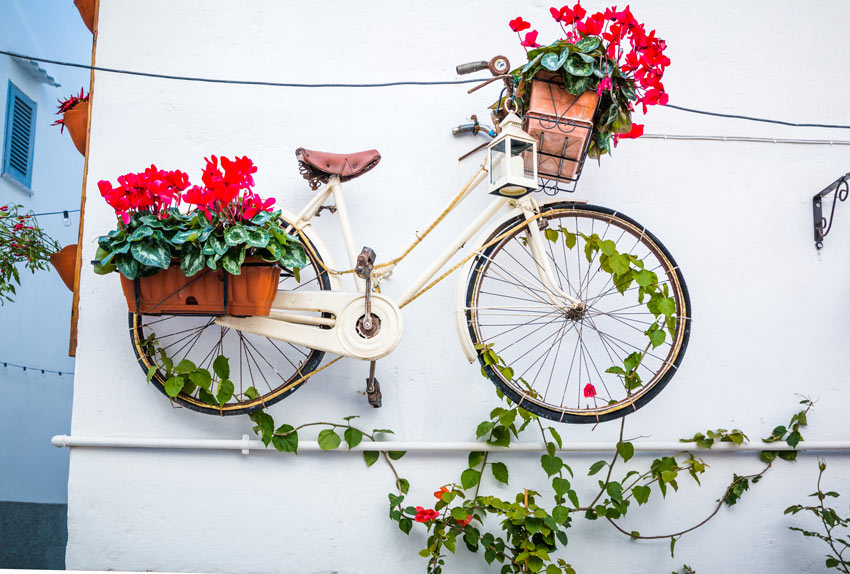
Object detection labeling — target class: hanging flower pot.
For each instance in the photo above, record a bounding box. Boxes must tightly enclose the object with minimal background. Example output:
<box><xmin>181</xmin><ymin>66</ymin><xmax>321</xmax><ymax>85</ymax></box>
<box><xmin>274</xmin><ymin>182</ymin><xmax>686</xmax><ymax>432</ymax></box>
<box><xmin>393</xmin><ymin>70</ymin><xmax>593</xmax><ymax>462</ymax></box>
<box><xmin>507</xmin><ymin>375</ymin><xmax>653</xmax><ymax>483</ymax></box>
<box><xmin>73</xmin><ymin>0</ymin><xmax>95</xmax><ymax>33</ymax></box>
<box><xmin>119</xmin><ymin>260</ymin><xmax>281</xmax><ymax>316</ymax></box>
<box><xmin>523</xmin><ymin>71</ymin><xmax>598</xmax><ymax>183</ymax></box>
<box><xmin>49</xmin><ymin>243</ymin><xmax>79</xmax><ymax>292</ymax></box>
<box><xmin>53</xmin><ymin>89</ymin><xmax>90</xmax><ymax>156</ymax></box>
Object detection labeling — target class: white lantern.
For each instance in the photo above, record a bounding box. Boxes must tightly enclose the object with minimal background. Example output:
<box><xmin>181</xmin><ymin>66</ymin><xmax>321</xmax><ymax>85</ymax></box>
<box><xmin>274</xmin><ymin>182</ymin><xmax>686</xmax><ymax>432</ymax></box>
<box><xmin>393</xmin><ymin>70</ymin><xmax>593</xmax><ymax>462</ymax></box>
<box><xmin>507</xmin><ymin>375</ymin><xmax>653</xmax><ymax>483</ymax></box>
<box><xmin>487</xmin><ymin>112</ymin><xmax>539</xmax><ymax>197</ymax></box>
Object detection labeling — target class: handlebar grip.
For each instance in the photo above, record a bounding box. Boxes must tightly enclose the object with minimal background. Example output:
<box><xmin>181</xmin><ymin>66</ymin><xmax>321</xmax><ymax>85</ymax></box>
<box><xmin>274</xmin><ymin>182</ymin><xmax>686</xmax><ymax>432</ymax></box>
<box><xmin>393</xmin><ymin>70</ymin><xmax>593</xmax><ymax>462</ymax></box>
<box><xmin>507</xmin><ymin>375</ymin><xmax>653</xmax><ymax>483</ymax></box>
<box><xmin>456</xmin><ymin>61</ymin><xmax>490</xmax><ymax>75</ymax></box>
<box><xmin>452</xmin><ymin>124</ymin><xmax>477</xmax><ymax>136</ymax></box>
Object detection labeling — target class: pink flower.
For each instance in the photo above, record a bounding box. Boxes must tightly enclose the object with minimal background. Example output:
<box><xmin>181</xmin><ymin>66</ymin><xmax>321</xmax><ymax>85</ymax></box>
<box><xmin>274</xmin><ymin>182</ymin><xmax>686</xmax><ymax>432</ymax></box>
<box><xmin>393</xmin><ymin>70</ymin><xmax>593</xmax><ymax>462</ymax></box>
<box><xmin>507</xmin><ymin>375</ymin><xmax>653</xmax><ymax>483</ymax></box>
<box><xmin>583</xmin><ymin>383</ymin><xmax>597</xmax><ymax>398</ymax></box>
<box><xmin>509</xmin><ymin>17</ymin><xmax>531</xmax><ymax>32</ymax></box>
<box><xmin>596</xmin><ymin>77</ymin><xmax>613</xmax><ymax>96</ymax></box>
<box><xmin>521</xmin><ymin>30</ymin><xmax>541</xmax><ymax>47</ymax></box>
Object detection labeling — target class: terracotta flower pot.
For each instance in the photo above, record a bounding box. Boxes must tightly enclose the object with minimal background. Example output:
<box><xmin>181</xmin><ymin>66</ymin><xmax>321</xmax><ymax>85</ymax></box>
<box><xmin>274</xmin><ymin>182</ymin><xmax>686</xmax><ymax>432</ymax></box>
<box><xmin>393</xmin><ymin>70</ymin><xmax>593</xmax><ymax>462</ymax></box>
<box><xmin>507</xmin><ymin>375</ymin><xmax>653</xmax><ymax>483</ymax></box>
<box><xmin>63</xmin><ymin>100</ymin><xmax>89</xmax><ymax>156</ymax></box>
<box><xmin>73</xmin><ymin>0</ymin><xmax>96</xmax><ymax>33</ymax></box>
<box><xmin>50</xmin><ymin>244</ymin><xmax>79</xmax><ymax>292</ymax></box>
<box><xmin>119</xmin><ymin>260</ymin><xmax>281</xmax><ymax>316</ymax></box>
<box><xmin>523</xmin><ymin>71</ymin><xmax>599</xmax><ymax>182</ymax></box>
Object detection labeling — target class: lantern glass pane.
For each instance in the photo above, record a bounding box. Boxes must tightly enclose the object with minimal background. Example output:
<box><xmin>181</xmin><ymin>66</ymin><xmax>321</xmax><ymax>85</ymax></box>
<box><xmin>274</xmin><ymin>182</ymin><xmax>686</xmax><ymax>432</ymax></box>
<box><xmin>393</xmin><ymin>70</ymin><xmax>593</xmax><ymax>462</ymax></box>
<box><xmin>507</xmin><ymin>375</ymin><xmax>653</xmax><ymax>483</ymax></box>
<box><xmin>489</xmin><ymin>139</ymin><xmax>506</xmax><ymax>186</ymax></box>
<box><xmin>510</xmin><ymin>139</ymin><xmax>536</xmax><ymax>180</ymax></box>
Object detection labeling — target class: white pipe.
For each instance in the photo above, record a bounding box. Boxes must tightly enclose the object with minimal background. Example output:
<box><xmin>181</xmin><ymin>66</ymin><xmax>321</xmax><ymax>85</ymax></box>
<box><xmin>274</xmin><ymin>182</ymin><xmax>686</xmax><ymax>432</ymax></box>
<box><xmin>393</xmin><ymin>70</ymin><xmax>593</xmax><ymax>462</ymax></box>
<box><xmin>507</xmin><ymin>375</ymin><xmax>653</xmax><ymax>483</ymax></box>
<box><xmin>51</xmin><ymin>435</ymin><xmax>850</xmax><ymax>455</ymax></box>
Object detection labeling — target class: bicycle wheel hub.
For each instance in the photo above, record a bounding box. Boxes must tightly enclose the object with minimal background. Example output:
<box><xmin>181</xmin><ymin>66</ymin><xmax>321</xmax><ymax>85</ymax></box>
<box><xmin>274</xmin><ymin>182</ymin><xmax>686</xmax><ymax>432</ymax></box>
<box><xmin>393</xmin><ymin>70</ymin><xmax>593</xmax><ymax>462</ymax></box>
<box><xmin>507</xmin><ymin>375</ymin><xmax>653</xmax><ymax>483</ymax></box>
<box><xmin>565</xmin><ymin>302</ymin><xmax>586</xmax><ymax>322</ymax></box>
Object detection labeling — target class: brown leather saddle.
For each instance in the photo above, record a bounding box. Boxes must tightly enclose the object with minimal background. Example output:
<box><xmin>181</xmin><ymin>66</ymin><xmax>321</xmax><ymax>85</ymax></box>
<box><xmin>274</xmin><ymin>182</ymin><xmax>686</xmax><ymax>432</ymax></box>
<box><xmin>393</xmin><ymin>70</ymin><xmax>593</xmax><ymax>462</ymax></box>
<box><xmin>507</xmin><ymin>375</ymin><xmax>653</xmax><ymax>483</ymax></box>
<box><xmin>295</xmin><ymin>147</ymin><xmax>381</xmax><ymax>190</ymax></box>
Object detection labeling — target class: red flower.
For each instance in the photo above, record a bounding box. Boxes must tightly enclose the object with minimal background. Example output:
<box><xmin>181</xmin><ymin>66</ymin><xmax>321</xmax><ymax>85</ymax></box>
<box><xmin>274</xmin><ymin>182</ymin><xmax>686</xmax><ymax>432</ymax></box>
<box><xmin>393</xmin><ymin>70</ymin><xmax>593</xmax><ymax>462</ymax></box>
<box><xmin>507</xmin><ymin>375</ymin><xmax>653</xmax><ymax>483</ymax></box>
<box><xmin>434</xmin><ymin>486</ymin><xmax>449</xmax><ymax>500</ymax></box>
<box><xmin>13</xmin><ymin>222</ymin><xmax>23</xmax><ymax>231</ymax></box>
<box><xmin>241</xmin><ymin>192</ymin><xmax>275</xmax><ymax>221</ymax></box>
<box><xmin>521</xmin><ymin>30</ymin><xmax>541</xmax><ymax>47</ymax></box>
<box><xmin>414</xmin><ymin>507</ymin><xmax>439</xmax><ymax>523</ymax></box>
<box><xmin>550</xmin><ymin>6</ymin><xmax>575</xmax><ymax>23</ymax></box>
<box><xmin>619</xmin><ymin>123</ymin><xmax>644</xmax><ymax>139</ymax></box>
<box><xmin>456</xmin><ymin>514</ymin><xmax>473</xmax><ymax>527</ymax></box>
<box><xmin>509</xmin><ymin>17</ymin><xmax>531</xmax><ymax>32</ymax></box>
<box><xmin>572</xmin><ymin>2</ymin><xmax>586</xmax><ymax>20</ymax></box>
<box><xmin>577</xmin><ymin>12</ymin><xmax>605</xmax><ymax>36</ymax></box>
<box><xmin>583</xmin><ymin>383</ymin><xmax>597</xmax><ymax>398</ymax></box>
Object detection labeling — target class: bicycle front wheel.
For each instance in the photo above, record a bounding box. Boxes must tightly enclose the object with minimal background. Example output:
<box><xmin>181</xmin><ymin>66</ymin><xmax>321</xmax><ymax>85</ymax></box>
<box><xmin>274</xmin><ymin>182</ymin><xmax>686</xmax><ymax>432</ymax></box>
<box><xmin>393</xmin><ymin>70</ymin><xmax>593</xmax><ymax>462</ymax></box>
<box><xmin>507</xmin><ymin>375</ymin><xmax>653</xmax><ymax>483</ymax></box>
<box><xmin>465</xmin><ymin>202</ymin><xmax>691</xmax><ymax>423</ymax></box>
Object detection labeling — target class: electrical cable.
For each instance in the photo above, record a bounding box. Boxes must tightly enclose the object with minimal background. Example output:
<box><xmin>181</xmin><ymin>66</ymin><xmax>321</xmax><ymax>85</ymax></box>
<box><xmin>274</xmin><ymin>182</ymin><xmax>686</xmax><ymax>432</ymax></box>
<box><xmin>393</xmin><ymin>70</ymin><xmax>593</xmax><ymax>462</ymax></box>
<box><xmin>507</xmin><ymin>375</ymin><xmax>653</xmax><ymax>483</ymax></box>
<box><xmin>1</xmin><ymin>360</ymin><xmax>73</xmax><ymax>376</ymax></box>
<box><xmin>31</xmin><ymin>209</ymin><xmax>80</xmax><ymax>217</ymax></box>
<box><xmin>4</xmin><ymin>48</ymin><xmax>850</xmax><ymax>130</ymax></box>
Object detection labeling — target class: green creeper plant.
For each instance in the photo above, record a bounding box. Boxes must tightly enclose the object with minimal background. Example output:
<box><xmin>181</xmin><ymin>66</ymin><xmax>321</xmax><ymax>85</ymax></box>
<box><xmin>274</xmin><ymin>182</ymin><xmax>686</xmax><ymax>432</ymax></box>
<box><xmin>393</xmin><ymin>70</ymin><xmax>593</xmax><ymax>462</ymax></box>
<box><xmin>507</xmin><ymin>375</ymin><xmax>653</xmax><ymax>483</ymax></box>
<box><xmin>785</xmin><ymin>460</ymin><xmax>850</xmax><ymax>572</ymax></box>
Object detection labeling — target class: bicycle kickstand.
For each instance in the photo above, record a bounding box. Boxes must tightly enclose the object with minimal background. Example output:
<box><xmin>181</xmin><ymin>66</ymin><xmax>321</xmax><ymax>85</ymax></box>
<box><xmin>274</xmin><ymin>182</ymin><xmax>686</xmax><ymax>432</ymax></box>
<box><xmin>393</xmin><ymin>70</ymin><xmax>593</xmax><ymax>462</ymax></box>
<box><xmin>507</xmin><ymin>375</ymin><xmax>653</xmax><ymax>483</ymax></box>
<box><xmin>355</xmin><ymin>246</ymin><xmax>382</xmax><ymax>408</ymax></box>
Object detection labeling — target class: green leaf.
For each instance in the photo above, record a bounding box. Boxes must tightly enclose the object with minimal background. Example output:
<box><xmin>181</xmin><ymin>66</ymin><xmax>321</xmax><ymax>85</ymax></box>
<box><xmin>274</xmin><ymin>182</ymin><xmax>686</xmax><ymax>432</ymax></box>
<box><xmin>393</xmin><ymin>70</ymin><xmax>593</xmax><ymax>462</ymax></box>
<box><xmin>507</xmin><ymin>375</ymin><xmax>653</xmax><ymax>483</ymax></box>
<box><xmin>541</xmin><ymin>454</ymin><xmax>563</xmax><ymax>477</ymax></box>
<box><xmin>198</xmin><ymin>388</ymin><xmax>217</xmax><ymax>405</ymax></box>
<box><xmin>180</xmin><ymin>243</ymin><xmax>205</xmax><ymax>277</ymax></box>
<box><xmin>245</xmin><ymin>227</ymin><xmax>270</xmax><ymax>248</ymax></box>
<box><xmin>344</xmin><ymin>427</ymin><xmax>363</xmax><ymax>449</ymax></box>
<box><xmin>146</xmin><ymin>365</ymin><xmax>157</xmax><ymax>382</ymax></box>
<box><xmin>189</xmin><ymin>369</ymin><xmax>212</xmax><ymax>390</ymax></box>
<box><xmin>658</xmin><ymin>296</ymin><xmax>676</xmax><ymax>317</ymax></box>
<box><xmin>647</xmin><ymin>325</ymin><xmax>666</xmax><ymax>348</ymax></box>
<box><xmin>363</xmin><ymin>451</ymin><xmax>379</xmax><ymax>467</ymax></box>
<box><xmin>388</xmin><ymin>451</ymin><xmax>406</xmax><ymax>460</ymax></box>
<box><xmin>564</xmin><ymin>53</ymin><xmax>594</xmax><ymax>77</ymax></box>
<box><xmin>213</xmin><ymin>355</ymin><xmax>230</xmax><ymax>380</ymax></box>
<box><xmin>491</xmin><ymin>462</ymin><xmax>509</xmax><ymax>484</ymax></box>
<box><xmin>545</xmin><ymin>228</ymin><xmax>559</xmax><ymax>242</ymax></box>
<box><xmin>670</xmin><ymin>536</ymin><xmax>679</xmax><ymax>559</ymax></box>
<box><xmin>130</xmin><ymin>238</ymin><xmax>172</xmax><ymax>270</ymax></box>
<box><xmin>461</xmin><ymin>468</ymin><xmax>481</xmax><ymax>489</ymax></box>
<box><xmin>317</xmin><ymin>429</ymin><xmax>341</xmax><ymax>450</ymax></box>
<box><xmin>272</xmin><ymin>424</ymin><xmax>298</xmax><ymax>453</ymax></box>
<box><xmin>633</xmin><ymin>485</ymin><xmax>651</xmax><ymax>505</ymax></box>
<box><xmin>786</xmin><ymin>430</ymin><xmax>803</xmax><ymax>448</ymax></box>
<box><xmin>129</xmin><ymin>226</ymin><xmax>153</xmax><ymax>242</ymax></box>
<box><xmin>207</xmin><ymin>233</ymin><xmax>227</xmax><ymax>255</ymax></box>
<box><xmin>216</xmin><ymin>379</ymin><xmax>234</xmax><ymax>405</ymax></box>
<box><xmin>476</xmin><ymin>421</ymin><xmax>495</xmax><ymax>439</ymax></box>
<box><xmin>221</xmin><ymin>246</ymin><xmax>246</xmax><ymax>275</ymax></box>
<box><xmin>469</xmin><ymin>451</ymin><xmax>485</xmax><ymax>468</ymax></box>
<box><xmin>522</xmin><ymin>53</ymin><xmax>545</xmax><ymax>73</ymax></box>
<box><xmin>224</xmin><ymin>224</ymin><xmax>249</xmax><ymax>246</ymax></box>
<box><xmin>170</xmin><ymin>229</ymin><xmax>200</xmax><ymax>245</ymax></box>
<box><xmin>164</xmin><ymin>376</ymin><xmax>184</xmax><ymax>397</ymax></box>
<box><xmin>553</xmin><ymin>477</ymin><xmax>571</xmax><ymax>496</ymax></box>
<box><xmin>280</xmin><ymin>242</ymin><xmax>308</xmax><ymax>268</ymax></box>
<box><xmin>575</xmin><ymin>36</ymin><xmax>601</xmax><ymax>53</ymax></box>
<box><xmin>552</xmin><ymin>505</ymin><xmax>570</xmax><ymax>525</ymax></box>
<box><xmin>540</xmin><ymin>53</ymin><xmax>561</xmax><ymax>71</ymax></box>
<box><xmin>251</xmin><ymin>211</ymin><xmax>273</xmax><ymax>225</ymax></box>
<box><xmin>588</xmin><ymin>460</ymin><xmax>607</xmax><ymax>476</ymax></box>
<box><xmin>244</xmin><ymin>386</ymin><xmax>260</xmax><ymax>400</ymax></box>
<box><xmin>617</xmin><ymin>441</ymin><xmax>635</xmax><ymax>462</ymax></box>
<box><xmin>563</xmin><ymin>73</ymin><xmax>595</xmax><ymax>96</ymax></box>
<box><xmin>548</xmin><ymin>427</ymin><xmax>563</xmax><ymax>448</ymax></box>
<box><xmin>175</xmin><ymin>359</ymin><xmax>196</xmax><ymax>374</ymax></box>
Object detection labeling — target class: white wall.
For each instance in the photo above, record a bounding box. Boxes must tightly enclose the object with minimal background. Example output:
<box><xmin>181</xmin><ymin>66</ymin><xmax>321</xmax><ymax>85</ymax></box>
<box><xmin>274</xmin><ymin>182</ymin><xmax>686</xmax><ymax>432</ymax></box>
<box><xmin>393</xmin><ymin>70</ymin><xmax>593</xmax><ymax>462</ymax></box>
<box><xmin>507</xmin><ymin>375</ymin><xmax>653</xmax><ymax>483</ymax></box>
<box><xmin>69</xmin><ymin>1</ymin><xmax>850</xmax><ymax>572</ymax></box>
<box><xmin>0</xmin><ymin>0</ymin><xmax>91</xmax><ymax>505</ymax></box>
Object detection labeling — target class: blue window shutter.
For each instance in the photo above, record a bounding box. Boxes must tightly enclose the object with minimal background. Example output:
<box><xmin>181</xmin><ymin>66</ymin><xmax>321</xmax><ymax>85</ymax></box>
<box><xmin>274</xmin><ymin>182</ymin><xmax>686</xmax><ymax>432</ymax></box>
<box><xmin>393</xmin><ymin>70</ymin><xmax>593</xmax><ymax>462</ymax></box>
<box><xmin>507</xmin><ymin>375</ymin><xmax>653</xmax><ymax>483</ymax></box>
<box><xmin>3</xmin><ymin>81</ymin><xmax>37</xmax><ymax>189</ymax></box>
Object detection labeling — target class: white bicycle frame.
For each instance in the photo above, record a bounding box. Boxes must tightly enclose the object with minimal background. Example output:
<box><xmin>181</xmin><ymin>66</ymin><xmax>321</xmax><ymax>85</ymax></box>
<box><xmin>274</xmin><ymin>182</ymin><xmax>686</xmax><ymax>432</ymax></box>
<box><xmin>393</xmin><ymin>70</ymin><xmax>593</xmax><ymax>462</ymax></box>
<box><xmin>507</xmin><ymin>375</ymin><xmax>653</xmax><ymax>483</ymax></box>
<box><xmin>216</xmin><ymin>161</ymin><xmax>582</xmax><ymax>362</ymax></box>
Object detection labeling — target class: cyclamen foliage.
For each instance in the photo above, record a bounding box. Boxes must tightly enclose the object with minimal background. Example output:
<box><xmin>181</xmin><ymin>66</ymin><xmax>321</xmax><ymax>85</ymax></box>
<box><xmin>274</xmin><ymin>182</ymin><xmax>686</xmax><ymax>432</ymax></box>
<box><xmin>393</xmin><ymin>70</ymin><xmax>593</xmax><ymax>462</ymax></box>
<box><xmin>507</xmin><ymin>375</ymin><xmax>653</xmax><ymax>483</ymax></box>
<box><xmin>508</xmin><ymin>2</ymin><xmax>669</xmax><ymax>158</ymax></box>
<box><xmin>0</xmin><ymin>205</ymin><xmax>61</xmax><ymax>304</ymax></box>
<box><xmin>51</xmin><ymin>87</ymin><xmax>89</xmax><ymax>133</ymax></box>
<box><xmin>93</xmin><ymin>155</ymin><xmax>307</xmax><ymax>279</ymax></box>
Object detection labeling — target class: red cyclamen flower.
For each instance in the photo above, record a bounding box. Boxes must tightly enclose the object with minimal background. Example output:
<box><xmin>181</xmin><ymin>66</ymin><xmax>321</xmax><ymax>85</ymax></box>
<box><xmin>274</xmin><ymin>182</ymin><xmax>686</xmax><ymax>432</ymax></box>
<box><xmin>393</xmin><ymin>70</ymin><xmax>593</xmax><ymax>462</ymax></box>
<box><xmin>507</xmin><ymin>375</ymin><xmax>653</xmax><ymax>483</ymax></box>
<box><xmin>509</xmin><ymin>17</ymin><xmax>531</xmax><ymax>32</ymax></box>
<box><xmin>577</xmin><ymin>12</ymin><xmax>605</xmax><ymax>36</ymax></box>
<box><xmin>619</xmin><ymin>123</ymin><xmax>644</xmax><ymax>139</ymax></box>
<box><xmin>583</xmin><ymin>383</ymin><xmax>597</xmax><ymax>398</ymax></box>
<box><xmin>414</xmin><ymin>507</ymin><xmax>440</xmax><ymax>523</ymax></box>
<box><xmin>521</xmin><ymin>30</ymin><xmax>541</xmax><ymax>47</ymax></box>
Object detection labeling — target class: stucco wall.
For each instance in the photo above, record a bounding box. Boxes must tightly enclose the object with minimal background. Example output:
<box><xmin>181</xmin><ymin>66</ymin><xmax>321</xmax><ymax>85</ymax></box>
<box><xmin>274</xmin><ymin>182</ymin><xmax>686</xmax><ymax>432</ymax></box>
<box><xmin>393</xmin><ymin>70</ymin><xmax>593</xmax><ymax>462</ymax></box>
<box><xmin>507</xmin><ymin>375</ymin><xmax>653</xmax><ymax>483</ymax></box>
<box><xmin>68</xmin><ymin>1</ymin><xmax>850</xmax><ymax>572</ymax></box>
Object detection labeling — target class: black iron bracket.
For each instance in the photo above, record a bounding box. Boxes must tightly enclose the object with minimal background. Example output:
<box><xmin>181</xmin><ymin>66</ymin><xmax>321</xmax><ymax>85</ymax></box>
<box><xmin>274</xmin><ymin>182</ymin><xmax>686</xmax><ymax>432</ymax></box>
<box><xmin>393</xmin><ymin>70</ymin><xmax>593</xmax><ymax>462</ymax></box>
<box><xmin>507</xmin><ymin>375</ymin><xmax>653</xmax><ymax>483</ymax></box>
<box><xmin>813</xmin><ymin>173</ymin><xmax>850</xmax><ymax>249</ymax></box>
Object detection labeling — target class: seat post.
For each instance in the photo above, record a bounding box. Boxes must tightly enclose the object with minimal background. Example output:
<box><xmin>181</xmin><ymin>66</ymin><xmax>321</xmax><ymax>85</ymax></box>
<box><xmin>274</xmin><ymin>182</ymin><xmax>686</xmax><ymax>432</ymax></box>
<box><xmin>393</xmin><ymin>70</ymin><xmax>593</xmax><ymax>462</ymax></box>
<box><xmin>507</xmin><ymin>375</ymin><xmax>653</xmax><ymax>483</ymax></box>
<box><xmin>330</xmin><ymin>177</ymin><xmax>365</xmax><ymax>291</ymax></box>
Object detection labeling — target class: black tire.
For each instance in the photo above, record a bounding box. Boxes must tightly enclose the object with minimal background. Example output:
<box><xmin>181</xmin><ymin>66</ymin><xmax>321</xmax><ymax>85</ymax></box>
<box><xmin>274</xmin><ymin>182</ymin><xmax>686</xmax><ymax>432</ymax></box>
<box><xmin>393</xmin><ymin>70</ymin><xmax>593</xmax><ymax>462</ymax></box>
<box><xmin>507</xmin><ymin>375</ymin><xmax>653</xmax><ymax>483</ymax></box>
<box><xmin>129</xmin><ymin>222</ymin><xmax>331</xmax><ymax>416</ymax></box>
<box><xmin>465</xmin><ymin>201</ymin><xmax>691</xmax><ymax>423</ymax></box>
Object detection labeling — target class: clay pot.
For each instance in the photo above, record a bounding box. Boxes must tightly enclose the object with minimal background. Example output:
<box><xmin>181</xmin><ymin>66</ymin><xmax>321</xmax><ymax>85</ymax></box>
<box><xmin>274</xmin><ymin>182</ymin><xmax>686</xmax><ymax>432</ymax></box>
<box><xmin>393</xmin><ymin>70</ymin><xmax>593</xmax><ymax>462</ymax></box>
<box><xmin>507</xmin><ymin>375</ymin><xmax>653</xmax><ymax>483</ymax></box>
<box><xmin>523</xmin><ymin>71</ymin><xmax>599</xmax><ymax>182</ymax></box>
<box><xmin>50</xmin><ymin>244</ymin><xmax>79</xmax><ymax>292</ymax></box>
<box><xmin>120</xmin><ymin>261</ymin><xmax>281</xmax><ymax>316</ymax></box>
<box><xmin>63</xmin><ymin>100</ymin><xmax>89</xmax><ymax>156</ymax></box>
<box><xmin>73</xmin><ymin>0</ymin><xmax>96</xmax><ymax>33</ymax></box>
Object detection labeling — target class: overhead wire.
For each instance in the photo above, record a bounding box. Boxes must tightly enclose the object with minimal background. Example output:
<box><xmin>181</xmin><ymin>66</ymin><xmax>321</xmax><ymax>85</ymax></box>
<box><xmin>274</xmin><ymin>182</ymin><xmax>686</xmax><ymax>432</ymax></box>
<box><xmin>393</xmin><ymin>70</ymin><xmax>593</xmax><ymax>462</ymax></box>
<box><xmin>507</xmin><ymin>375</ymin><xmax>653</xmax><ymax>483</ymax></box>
<box><xmin>1</xmin><ymin>360</ymin><xmax>73</xmax><ymax>377</ymax></box>
<box><xmin>3</xmin><ymin>48</ymin><xmax>850</xmax><ymax>130</ymax></box>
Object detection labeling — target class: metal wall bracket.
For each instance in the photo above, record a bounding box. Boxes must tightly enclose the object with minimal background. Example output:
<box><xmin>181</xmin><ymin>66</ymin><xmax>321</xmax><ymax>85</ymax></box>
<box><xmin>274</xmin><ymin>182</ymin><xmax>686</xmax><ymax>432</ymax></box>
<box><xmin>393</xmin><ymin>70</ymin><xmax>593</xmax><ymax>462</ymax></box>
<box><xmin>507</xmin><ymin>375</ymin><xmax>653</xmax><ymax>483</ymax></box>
<box><xmin>813</xmin><ymin>173</ymin><xmax>850</xmax><ymax>249</ymax></box>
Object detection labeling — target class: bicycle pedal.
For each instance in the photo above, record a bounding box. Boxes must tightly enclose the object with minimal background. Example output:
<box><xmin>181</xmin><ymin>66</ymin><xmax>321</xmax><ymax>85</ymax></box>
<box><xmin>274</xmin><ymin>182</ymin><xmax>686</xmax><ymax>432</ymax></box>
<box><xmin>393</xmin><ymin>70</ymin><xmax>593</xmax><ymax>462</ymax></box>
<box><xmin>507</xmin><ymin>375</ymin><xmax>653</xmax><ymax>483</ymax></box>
<box><xmin>366</xmin><ymin>378</ymin><xmax>382</xmax><ymax>408</ymax></box>
<box><xmin>355</xmin><ymin>246</ymin><xmax>376</xmax><ymax>279</ymax></box>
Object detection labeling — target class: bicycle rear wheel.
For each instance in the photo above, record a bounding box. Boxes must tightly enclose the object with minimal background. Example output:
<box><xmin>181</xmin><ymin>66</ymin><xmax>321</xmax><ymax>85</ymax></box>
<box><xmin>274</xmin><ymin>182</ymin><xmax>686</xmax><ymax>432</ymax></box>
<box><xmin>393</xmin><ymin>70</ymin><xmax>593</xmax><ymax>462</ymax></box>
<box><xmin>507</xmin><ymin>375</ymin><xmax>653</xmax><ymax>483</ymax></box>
<box><xmin>465</xmin><ymin>202</ymin><xmax>691</xmax><ymax>423</ymax></box>
<box><xmin>129</xmin><ymin>222</ymin><xmax>331</xmax><ymax>416</ymax></box>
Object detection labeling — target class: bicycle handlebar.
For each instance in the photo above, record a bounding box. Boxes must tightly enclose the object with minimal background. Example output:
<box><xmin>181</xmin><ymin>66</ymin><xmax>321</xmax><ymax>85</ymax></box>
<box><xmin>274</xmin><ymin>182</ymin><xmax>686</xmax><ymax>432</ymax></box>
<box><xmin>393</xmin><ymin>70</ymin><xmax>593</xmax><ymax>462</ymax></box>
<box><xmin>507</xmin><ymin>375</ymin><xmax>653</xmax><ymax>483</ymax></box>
<box><xmin>456</xmin><ymin>61</ymin><xmax>490</xmax><ymax>75</ymax></box>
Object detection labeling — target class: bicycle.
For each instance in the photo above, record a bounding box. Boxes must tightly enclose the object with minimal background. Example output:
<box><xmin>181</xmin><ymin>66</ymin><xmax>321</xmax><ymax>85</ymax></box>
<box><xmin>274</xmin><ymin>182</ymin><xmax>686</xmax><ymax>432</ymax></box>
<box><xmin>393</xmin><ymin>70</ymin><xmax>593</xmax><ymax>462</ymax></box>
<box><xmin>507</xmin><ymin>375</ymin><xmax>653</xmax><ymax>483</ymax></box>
<box><xmin>129</xmin><ymin>57</ymin><xmax>691</xmax><ymax>424</ymax></box>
